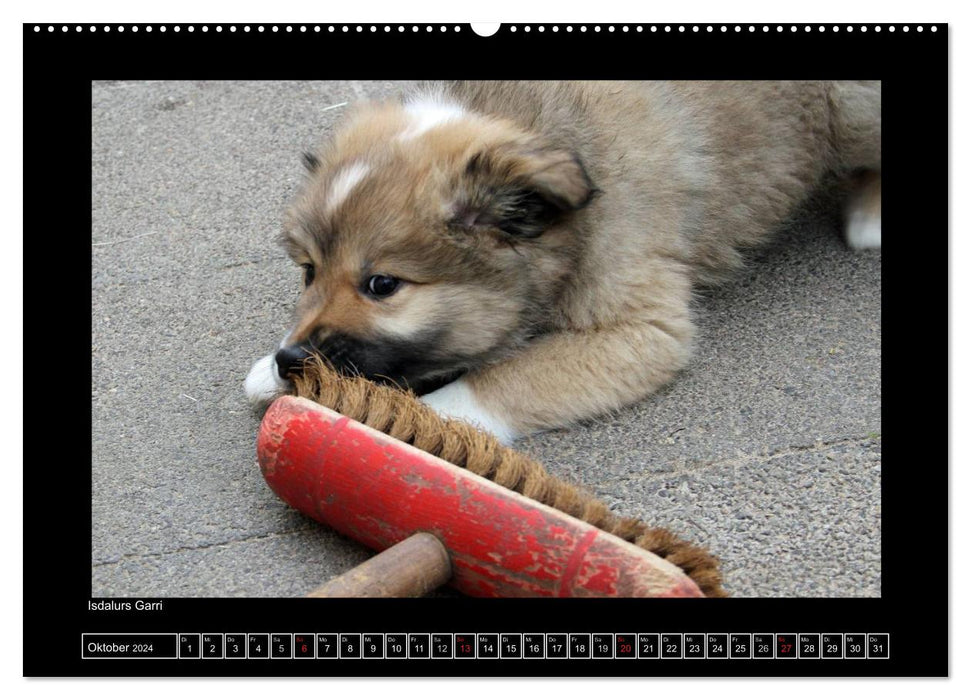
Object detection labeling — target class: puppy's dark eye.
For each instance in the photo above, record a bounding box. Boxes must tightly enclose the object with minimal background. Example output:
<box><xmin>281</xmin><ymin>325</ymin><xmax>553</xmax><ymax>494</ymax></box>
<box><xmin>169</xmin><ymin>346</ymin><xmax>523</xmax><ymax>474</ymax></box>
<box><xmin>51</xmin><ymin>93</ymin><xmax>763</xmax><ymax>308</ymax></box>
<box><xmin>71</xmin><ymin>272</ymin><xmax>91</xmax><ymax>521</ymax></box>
<box><xmin>365</xmin><ymin>274</ymin><xmax>400</xmax><ymax>298</ymax></box>
<box><xmin>301</xmin><ymin>263</ymin><xmax>315</xmax><ymax>286</ymax></box>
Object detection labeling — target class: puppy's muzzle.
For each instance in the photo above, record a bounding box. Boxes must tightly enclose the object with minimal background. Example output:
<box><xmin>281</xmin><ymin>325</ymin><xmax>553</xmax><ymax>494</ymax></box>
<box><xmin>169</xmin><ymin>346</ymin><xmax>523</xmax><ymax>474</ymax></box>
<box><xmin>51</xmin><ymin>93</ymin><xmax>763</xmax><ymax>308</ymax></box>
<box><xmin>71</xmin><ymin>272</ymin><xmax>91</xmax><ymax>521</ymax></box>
<box><xmin>274</xmin><ymin>333</ymin><xmax>457</xmax><ymax>395</ymax></box>
<box><xmin>275</xmin><ymin>343</ymin><xmax>314</xmax><ymax>379</ymax></box>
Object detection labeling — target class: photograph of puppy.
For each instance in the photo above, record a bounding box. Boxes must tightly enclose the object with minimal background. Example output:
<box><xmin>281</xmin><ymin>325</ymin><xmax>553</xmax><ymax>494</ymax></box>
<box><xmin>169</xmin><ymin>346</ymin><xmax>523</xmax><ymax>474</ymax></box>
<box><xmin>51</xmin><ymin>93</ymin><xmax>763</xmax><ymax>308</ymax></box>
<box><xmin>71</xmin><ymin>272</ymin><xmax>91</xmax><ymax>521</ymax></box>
<box><xmin>245</xmin><ymin>80</ymin><xmax>881</xmax><ymax>444</ymax></box>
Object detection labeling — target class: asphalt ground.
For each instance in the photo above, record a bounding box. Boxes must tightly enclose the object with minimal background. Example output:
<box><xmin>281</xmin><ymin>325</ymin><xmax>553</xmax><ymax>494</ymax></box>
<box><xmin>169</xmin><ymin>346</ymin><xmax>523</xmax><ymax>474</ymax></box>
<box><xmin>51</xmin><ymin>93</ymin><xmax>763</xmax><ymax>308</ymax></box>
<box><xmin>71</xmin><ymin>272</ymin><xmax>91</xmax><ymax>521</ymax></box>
<box><xmin>91</xmin><ymin>80</ymin><xmax>881</xmax><ymax>598</ymax></box>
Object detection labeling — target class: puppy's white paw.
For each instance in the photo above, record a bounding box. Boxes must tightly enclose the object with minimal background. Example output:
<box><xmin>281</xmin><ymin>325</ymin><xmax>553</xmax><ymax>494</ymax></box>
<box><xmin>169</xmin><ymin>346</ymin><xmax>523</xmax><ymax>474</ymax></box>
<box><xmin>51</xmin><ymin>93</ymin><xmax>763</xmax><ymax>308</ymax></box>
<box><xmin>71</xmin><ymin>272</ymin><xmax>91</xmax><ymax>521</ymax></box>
<box><xmin>845</xmin><ymin>206</ymin><xmax>882</xmax><ymax>250</ymax></box>
<box><xmin>244</xmin><ymin>353</ymin><xmax>289</xmax><ymax>405</ymax></box>
<box><xmin>420</xmin><ymin>379</ymin><xmax>519</xmax><ymax>445</ymax></box>
<box><xmin>844</xmin><ymin>174</ymin><xmax>882</xmax><ymax>250</ymax></box>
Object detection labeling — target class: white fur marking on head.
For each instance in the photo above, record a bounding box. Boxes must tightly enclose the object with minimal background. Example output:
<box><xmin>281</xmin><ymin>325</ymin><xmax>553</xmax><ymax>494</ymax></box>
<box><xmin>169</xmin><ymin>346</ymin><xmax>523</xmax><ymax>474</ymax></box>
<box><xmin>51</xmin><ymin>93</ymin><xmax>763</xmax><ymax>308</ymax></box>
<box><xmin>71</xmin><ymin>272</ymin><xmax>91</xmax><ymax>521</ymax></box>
<box><xmin>244</xmin><ymin>353</ymin><xmax>289</xmax><ymax>405</ymax></box>
<box><xmin>845</xmin><ymin>203</ymin><xmax>882</xmax><ymax>250</ymax></box>
<box><xmin>420</xmin><ymin>378</ymin><xmax>519</xmax><ymax>445</ymax></box>
<box><xmin>399</xmin><ymin>95</ymin><xmax>467</xmax><ymax>141</ymax></box>
<box><xmin>326</xmin><ymin>162</ymin><xmax>370</xmax><ymax>213</ymax></box>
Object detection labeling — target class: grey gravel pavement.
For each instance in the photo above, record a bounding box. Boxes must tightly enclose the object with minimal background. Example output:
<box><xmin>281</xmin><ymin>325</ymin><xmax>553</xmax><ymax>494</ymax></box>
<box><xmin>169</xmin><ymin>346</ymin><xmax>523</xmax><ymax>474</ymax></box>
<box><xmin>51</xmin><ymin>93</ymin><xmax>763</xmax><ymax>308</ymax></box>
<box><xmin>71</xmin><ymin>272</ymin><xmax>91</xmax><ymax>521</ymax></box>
<box><xmin>91</xmin><ymin>80</ymin><xmax>881</xmax><ymax>598</ymax></box>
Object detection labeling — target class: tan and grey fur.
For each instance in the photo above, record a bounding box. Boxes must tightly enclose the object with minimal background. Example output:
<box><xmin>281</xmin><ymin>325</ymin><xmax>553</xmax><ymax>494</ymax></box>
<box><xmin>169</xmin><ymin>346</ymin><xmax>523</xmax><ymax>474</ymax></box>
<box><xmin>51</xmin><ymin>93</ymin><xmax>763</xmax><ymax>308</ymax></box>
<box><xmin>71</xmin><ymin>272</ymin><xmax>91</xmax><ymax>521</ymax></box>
<box><xmin>245</xmin><ymin>81</ymin><xmax>881</xmax><ymax>443</ymax></box>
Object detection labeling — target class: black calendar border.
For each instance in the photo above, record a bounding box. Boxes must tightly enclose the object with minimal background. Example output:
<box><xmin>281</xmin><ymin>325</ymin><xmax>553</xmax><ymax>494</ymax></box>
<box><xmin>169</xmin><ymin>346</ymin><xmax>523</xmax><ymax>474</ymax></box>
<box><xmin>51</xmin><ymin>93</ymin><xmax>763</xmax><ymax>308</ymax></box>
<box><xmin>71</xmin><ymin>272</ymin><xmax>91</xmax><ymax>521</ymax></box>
<box><xmin>23</xmin><ymin>22</ymin><xmax>948</xmax><ymax>677</ymax></box>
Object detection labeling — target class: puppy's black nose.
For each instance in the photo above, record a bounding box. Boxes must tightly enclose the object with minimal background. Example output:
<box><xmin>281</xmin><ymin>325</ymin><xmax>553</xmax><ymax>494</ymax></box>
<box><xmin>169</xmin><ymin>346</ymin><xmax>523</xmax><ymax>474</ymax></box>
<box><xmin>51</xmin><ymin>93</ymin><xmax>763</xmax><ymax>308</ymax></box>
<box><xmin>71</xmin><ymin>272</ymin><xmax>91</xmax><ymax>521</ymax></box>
<box><xmin>275</xmin><ymin>344</ymin><xmax>313</xmax><ymax>380</ymax></box>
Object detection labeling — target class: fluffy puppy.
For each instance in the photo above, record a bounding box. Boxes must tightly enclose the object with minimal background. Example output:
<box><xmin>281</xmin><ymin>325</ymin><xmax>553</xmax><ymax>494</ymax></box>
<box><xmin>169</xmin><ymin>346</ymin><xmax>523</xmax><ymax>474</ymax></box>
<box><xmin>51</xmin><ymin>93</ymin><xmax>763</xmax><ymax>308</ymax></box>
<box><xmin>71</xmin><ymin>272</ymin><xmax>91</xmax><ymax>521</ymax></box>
<box><xmin>245</xmin><ymin>81</ymin><xmax>881</xmax><ymax>443</ymax></box>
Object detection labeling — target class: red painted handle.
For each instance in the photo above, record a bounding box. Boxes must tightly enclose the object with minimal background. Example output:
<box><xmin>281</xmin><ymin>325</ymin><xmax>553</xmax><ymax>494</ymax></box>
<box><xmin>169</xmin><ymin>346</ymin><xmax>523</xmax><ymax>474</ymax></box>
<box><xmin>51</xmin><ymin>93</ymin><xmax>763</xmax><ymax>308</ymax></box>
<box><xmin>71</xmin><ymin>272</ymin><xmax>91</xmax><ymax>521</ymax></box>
<box><xmin>257</xmin><ymin>396</ymin><xmax>704</xmax><ymax>598</ymax></box>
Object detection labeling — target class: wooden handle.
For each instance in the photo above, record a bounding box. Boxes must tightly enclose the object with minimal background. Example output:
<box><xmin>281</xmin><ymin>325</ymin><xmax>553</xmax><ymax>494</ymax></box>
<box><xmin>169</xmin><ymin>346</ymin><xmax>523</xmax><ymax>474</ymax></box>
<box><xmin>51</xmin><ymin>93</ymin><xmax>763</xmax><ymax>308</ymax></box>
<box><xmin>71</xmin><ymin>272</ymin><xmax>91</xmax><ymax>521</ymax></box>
<box><xmin>306</xmin><ymin>532</ymin><xmax>452</xmax><ymax>598</ymax></box>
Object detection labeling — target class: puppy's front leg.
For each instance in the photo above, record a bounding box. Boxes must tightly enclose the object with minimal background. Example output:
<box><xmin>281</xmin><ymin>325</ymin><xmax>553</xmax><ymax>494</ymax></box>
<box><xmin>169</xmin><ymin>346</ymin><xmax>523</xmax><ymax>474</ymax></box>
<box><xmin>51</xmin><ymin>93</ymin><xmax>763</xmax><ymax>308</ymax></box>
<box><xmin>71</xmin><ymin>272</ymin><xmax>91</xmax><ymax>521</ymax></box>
<box><xmin>422</xmin><ymin>311</ymin><xmax>694</xmax><ymax>444</ymax></box>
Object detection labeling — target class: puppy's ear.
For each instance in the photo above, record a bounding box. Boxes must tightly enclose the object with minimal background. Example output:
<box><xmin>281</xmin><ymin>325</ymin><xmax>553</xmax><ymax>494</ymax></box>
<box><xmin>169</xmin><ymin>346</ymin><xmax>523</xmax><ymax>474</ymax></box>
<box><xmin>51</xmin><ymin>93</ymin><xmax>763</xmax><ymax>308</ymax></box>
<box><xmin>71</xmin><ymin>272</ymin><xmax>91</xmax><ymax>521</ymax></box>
<box><xmin>453</xmin><ymin>144</ymin><xmax>596</xmax><ymax>238</ymax></box>
<box><xmin>301</xmin><ymin>151</ymin><xmax>321</xmax><ymax>173</ymax></box>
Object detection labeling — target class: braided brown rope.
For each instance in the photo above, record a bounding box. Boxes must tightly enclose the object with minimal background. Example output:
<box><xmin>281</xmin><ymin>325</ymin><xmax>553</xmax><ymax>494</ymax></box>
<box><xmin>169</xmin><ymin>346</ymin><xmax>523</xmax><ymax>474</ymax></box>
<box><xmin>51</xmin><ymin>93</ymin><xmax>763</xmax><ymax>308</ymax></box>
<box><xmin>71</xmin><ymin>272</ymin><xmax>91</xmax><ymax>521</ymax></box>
<box><xmin>291</xmin><ymin>357</ymin><xmax>728</xmax><ymax>597</ymax></box>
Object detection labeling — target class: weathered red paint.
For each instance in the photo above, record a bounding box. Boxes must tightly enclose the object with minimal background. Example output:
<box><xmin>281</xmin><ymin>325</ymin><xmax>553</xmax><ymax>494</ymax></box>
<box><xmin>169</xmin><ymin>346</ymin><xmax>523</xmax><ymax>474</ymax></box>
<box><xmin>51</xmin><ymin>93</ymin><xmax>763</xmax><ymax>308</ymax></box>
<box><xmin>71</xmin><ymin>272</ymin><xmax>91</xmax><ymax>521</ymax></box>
<box><xmin>257</xmin><ymin>395</ymin><xmax>704</xmax><ymax>598</ymax></box>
